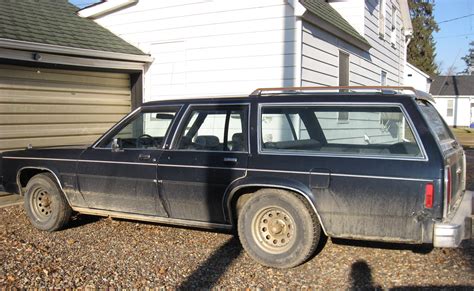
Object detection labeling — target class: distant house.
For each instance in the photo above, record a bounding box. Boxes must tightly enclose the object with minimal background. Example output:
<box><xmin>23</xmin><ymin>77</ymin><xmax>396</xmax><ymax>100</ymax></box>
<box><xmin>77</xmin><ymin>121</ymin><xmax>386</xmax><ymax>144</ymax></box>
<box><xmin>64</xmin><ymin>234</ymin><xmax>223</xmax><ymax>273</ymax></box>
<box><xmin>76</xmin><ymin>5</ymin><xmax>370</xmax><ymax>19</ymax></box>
<box><xmin>404</xmin><ymin>62</ymin><xmax>431</xmax><ymax>92</ymax></box>
<box><xmin>0</xmin><ymin>0</ymin><xmax>152</xmax><ymax>152</ymax></box>
<box><xmin>80</xmin><ymin>0</ymin><xmax>414</xmax><ymax>101</ymax></box>
<box><xmin>430</xmin><ymin>76</ymin><xmax>474</xmax><ymax>127</ymax></box>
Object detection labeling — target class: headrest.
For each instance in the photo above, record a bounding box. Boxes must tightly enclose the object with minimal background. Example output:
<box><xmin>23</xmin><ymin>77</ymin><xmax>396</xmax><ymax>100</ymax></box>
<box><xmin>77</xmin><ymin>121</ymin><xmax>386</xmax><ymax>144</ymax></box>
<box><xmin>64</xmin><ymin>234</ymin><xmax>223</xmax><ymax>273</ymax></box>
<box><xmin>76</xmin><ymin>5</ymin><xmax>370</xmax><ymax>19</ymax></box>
<box><xmin>232</xmin><ymin>133</ymin><xmax>244</xmax><ymax>143</ymax></box>
<box><xmin>195</xmin><ymin>135</ymin><xmax>220</xmax><ymax>148</ymax></box>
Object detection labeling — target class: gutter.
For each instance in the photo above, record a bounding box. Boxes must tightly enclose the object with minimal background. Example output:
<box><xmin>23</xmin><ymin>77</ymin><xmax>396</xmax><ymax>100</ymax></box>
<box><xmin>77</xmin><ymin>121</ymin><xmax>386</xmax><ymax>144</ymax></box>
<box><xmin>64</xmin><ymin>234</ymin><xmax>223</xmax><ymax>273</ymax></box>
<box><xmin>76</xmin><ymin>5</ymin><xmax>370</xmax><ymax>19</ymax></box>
<box><xmin>0</xmin><ymin>38</ymin><xmax>153</xmax><ymax>63</ymax></box>
<box><xmin>78</xmin><ymin>0</ymin><xmax>138</xmax><ymax>19</ymax></box>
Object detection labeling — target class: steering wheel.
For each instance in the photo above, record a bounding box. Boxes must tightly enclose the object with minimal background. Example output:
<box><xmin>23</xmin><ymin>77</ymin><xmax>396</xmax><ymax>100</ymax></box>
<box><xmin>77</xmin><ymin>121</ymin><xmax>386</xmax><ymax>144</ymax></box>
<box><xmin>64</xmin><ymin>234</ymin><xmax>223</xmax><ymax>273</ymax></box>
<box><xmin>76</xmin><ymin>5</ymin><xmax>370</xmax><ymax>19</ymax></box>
<box><xmin>137</xmin><ymin>134</ymin><xmax>156</xmax><ymax>148</ymax></box>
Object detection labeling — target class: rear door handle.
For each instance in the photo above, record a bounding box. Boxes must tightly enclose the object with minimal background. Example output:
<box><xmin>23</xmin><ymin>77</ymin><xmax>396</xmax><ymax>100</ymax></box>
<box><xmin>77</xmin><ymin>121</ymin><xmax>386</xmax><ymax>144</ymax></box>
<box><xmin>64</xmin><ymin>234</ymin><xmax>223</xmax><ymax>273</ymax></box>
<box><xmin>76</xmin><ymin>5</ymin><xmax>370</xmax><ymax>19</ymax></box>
<box><xmin>138</xmin><ymin>154</ymin><xmax>151</xmax><ymax>161</ymax></box>
<box><xmin>223</xmin><ymin>157</ymin><xmax>238</xmax><ymax>163</ymax></box>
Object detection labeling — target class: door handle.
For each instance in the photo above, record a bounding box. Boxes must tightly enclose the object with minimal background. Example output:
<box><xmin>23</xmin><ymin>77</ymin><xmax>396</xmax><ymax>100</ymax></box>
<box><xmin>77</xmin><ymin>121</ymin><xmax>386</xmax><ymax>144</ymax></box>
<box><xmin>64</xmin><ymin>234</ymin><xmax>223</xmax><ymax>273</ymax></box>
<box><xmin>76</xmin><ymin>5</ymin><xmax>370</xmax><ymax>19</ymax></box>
<box><xmin>223</xmin><ymin>157</ymin><xmax>238</xmax><ymax>163</ymax></box>
<box><xmin>138</xmin><ymin>154</ymin><xmax>151</xmax><ymax>161</ymax></box>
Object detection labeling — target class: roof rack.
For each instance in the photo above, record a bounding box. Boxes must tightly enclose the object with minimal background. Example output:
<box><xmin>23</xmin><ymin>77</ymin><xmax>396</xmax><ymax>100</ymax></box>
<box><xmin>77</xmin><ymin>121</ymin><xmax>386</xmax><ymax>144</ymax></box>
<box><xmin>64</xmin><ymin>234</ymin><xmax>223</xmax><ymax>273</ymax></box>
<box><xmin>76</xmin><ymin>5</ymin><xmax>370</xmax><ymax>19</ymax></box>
<box><xmin>250</xmin><ymin>86</ymin><xmax>434</xmax><ymax>102</ymax></box>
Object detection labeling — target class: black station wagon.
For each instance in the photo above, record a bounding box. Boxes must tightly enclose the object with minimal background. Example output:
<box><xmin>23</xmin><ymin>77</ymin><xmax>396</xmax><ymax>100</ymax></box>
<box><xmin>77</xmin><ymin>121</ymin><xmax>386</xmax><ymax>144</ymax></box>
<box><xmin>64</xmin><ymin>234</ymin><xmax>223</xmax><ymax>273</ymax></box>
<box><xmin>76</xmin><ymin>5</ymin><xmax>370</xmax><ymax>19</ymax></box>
<box><xmin>0</xmin><ymin>86</ymin><xmax>471</xmax><ymax>268</ymax></box>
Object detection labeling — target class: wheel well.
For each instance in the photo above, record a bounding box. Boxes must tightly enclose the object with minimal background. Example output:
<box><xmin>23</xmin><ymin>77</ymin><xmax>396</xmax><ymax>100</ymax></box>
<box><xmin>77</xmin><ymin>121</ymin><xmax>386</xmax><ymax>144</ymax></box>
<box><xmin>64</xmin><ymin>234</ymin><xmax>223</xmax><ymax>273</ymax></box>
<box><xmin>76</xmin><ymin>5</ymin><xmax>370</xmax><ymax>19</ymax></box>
<box><xmin>18</xmin><ymin>168</ymin><xmax>51</xmax><ymax>193</ymax></box>
<box><xmin>229</xmin><ymin>185</ymin><xmax>327</xmax><ymax>235</ymax></box>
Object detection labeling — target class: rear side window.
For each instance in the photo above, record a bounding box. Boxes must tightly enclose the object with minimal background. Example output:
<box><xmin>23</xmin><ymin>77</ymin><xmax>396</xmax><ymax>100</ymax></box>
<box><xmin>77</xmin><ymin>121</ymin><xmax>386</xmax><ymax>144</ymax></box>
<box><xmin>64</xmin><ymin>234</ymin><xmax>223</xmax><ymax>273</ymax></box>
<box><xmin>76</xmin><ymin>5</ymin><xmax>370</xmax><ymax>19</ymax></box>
<box><xmin>175</xmin><ymin>105</ymin><xmax>248</xmax><ymax>152</ymax></box>
<box><xmin>417</xmin><ymin>101</ymin><xmax>456</xmax><ymax>151</ymax></box>
<box><xmin>260</xmin><ymin>105</ymin><xmax>423</xmax><ymax>158</ymax></box>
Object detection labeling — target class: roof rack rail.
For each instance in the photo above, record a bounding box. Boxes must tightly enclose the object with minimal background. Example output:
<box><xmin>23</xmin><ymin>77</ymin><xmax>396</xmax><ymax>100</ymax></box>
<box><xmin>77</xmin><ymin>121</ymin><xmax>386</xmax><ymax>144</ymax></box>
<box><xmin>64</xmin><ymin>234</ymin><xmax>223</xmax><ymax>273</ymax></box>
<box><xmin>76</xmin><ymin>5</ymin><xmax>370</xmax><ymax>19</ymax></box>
<box><xmin>250</xmin><ymin>86</ymin><xmax>434</xmax><ymax>102</ymax></box>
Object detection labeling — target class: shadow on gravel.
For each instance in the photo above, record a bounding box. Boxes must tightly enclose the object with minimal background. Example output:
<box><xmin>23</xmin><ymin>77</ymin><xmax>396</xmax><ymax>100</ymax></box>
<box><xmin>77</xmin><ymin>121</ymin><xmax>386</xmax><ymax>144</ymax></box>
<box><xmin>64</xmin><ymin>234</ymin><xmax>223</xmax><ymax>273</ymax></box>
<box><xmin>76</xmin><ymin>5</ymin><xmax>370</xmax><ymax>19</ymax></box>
<box><xmin>349</xmin><ymin>260</ymin><xmax>473</xmax><ymax>291</ymax></box>
<box><xmin>332</xmin><ymin>238</ymin><xmax>433</xmax><ymax>254</ymax></box>
<box><xmin>66</xmin><ymin>213</ymin><xmax>103</xmax><ymax>230</ymax></box>
<box><xmin>178</xmin><ymin>236</ymin><xmax>242</xmax><ymax>289</ymax></box>
<box><xmin>349</xmin><ymin>260</ymin><xmax>382</xmax><ymax>290</ymax></box>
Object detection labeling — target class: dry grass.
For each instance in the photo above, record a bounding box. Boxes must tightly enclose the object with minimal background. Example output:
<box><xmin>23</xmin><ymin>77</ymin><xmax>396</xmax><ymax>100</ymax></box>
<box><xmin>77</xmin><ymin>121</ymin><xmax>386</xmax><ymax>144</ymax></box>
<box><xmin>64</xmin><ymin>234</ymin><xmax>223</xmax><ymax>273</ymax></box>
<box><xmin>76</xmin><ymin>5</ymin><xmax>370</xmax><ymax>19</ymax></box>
<box><xmin>451</xmin><ymin>127</ymin><xmax>474</xmax><ymax>149</ymax></box>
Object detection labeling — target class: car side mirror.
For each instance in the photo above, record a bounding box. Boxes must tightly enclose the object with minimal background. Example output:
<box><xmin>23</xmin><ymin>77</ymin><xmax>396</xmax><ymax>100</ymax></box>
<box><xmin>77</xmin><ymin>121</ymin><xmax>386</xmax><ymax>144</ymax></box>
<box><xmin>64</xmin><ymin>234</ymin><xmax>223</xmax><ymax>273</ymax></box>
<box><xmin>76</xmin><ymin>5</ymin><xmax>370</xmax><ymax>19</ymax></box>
<box><xmin>111</xmin><ymin>138</ymin><xmax>124</xmax><ymax>153</ymax></box>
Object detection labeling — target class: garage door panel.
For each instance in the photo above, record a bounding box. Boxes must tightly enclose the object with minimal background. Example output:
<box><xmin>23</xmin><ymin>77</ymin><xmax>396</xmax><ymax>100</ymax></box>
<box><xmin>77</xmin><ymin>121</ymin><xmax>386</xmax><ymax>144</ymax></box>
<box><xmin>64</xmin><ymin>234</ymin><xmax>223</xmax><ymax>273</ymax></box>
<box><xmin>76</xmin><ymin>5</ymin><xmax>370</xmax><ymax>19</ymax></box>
<box><xmin>0</xmin><ymin>114</ymin><xmax>126</xmax><ymax>125</ymax></box>
<box><xmin>0</xmin><ymin>70</ymin><xmax>130</xmax><ymax>88</ymax></box>
<box><xmin>0</xmin><ymin>103</ymin><xmax>130</xmax><ymax>114</ymax></box>
<box><xmin>0</xmin><ymin>64</ymin><xmax>130</xmax><ymax>80</ymax></box>
<box><xmin>0</xmin><ymin>95</ymin><xmax>131</xmax><ymax>106</ymax></box>
<box><xmin>0</xmin><ymin>123</ymin><xmax>114</xmax><ymax>139</ymax></box>
<box><xmin>0</xmin><ymin>79</ymin><xmax>131</xmax><ymax>95</ymax></box>
<box><xmin>1</xmin><ymin>135</ymin><xmax>103</xmax><ymax>152</ymax></box>
<box><xmin>0</xmin><ymin>64</ymin><xmax>132</xmax><ymax>152</ymax></box>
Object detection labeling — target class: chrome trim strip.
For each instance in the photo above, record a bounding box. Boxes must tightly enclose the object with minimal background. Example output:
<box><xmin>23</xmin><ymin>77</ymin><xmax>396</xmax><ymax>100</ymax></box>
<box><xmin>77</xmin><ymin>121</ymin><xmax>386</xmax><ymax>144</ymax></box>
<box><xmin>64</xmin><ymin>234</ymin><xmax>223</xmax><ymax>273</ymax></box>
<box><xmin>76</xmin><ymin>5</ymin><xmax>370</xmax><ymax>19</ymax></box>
<box><xmin>169</xmin><ymin>103</ymin><xmax>251</xmax><ymax>153</ymax></box>
<box><xmin>4</xmin><ymin>156</ymin><xmax>155</xmax><ymax>167</ymax></box>
<box><xmin>248</xmin><ymin>168</ymin><xmax>432</xmax><ymax>182</ymax></box>
<box><xmin>256</xmin><ymin>102</ymin><xmax>429</xmax><ymax>162</ymax></box>
<box><xmin>157</xmin><ymin>163</ymin><xmax>246</xmax><ymax>171</ymax></box>
<box><xmin>222</xmin><ymin>170</ymin><xmax>248</xmax><ymax>223</ymax></box>
<box><xmin>15</xmin><ymin>167</ymin><xmax>73</xmax><ymax>206</ymax></box>
<box><xmin>330</xmin><ymin>173</ymin><xmax>432</xmax><ymax>182</ymax></box>
<box><xmin>72</xmin><ymin>206</ymin><xmax>232</xmax><ymax>230</ymax></box>
<box><xmin>7</xmin><ymin>156</ymin><xmax>433</xmax><ymax>181</ymax></box>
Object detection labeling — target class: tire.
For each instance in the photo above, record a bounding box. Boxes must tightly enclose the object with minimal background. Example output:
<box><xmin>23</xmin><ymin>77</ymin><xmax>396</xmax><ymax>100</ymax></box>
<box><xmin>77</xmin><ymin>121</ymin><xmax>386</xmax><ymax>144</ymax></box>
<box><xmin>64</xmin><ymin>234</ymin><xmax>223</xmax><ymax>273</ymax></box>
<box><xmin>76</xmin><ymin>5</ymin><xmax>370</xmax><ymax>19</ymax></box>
<box><xmin>237</xmin><ymin>189</ymin><xmax>321</xmax><ymax>268</ymax></box>
<box><xmin>24</xmin><ymin>173</ymin><xmax>72</xmax><ymax>231</ymax></box>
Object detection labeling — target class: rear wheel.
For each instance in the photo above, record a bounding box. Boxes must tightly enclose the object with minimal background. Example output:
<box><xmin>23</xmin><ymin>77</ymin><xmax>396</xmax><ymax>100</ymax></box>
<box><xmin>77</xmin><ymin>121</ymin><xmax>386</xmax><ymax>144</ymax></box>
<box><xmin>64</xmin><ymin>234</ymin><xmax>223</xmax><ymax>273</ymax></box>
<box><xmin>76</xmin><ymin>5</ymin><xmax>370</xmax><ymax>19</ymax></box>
<box><xmin>237</xmin><ymin>188</ymin><xmax>321</xmax><ymax>268</ymax></box>
<box><xmin>24</xmin><ymin>173</ymin><xmax>72</xmax><ymax>231</ymax></box>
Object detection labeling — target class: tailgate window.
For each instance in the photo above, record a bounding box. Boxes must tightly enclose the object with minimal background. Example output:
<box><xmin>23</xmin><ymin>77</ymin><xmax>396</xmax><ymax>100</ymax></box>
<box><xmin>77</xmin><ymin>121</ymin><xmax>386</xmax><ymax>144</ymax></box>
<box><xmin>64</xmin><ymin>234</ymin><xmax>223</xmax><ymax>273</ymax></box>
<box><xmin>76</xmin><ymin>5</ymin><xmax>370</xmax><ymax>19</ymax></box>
<box><xmin>417</xmin><ymin>101</ymin><xmax>457</xmax><ymax>152</ymax></box>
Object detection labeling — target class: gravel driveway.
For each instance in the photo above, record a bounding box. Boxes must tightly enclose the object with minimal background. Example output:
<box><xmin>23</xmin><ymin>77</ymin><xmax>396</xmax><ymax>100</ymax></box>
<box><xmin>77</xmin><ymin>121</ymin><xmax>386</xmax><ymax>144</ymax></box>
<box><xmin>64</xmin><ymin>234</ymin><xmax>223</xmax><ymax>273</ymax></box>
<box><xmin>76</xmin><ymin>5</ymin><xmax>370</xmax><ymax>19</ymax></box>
<box><xmin>1</xmin><ymin>153</ymin><xmax>473</xmax><ymax>289</ymax></box>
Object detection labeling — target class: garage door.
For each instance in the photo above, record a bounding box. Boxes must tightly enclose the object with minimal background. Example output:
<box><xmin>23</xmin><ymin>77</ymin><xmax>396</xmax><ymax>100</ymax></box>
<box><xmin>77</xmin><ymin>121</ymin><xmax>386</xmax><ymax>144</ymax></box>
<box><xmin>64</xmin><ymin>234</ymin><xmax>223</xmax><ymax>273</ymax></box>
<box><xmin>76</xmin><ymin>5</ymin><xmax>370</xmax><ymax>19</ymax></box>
<box><xmin>0</xmin><ymin>64</ymin><xmax>131</xmax><ymax>152</ymax></box>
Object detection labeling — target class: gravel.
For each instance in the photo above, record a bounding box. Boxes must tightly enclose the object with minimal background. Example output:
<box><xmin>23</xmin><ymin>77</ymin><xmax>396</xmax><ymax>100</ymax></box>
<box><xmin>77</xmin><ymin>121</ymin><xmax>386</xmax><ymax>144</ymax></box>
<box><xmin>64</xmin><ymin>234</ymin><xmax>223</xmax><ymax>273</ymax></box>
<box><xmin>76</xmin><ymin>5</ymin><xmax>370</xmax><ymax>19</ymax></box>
<box><xmin>1</xmin><ymin>153</ymin><xmax>473</xmax><ymax>289</ymax></box>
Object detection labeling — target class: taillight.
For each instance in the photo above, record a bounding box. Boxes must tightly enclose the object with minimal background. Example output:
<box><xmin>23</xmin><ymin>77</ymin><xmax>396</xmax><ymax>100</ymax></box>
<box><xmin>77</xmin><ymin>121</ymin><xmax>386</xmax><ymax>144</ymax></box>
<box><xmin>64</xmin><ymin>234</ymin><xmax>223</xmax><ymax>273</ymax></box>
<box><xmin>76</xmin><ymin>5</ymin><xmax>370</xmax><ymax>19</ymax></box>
<box><xmin>425</xmin><ymin>183</ymin><xmax>434</xmax><ymax>209</ymax></box>
<box><xmin>447</xmin><ymin>167</ymin><xmax>452</xmax><ymax>205</ymax></box>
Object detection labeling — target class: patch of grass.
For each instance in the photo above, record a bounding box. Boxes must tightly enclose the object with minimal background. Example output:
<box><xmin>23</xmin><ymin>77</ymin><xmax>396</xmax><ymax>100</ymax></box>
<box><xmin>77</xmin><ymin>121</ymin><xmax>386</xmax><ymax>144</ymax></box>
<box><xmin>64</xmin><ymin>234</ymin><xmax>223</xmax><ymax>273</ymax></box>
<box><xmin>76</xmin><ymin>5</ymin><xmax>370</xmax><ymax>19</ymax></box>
<box><xmin>450</xmin><ymin>127</ymin><xmax>474</xmax><ymax>149</ymax></box>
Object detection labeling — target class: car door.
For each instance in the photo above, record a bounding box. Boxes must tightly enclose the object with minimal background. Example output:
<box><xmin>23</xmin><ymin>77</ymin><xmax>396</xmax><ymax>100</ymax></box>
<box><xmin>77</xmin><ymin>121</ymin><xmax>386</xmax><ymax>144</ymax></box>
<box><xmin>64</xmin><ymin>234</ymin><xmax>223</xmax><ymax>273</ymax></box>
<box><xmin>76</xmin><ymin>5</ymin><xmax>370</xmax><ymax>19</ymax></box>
<box><xmin>158</xmin><ymin>104</ymin><xmax>249</xmax><ymax>223</ymax></box>
<box><xmin>76</xmin><ymin>106</ymin><xmax>181</xmax><ymax>216</ymax></box>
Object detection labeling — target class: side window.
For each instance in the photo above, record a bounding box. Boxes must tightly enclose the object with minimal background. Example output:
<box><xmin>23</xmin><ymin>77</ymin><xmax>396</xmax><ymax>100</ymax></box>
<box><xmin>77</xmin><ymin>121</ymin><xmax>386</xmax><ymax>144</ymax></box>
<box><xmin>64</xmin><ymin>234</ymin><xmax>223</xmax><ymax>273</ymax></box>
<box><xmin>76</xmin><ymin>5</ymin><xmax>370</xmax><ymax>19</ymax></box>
<box><xmin>261</xmin><ymin>105</ymin><xmax>423</xmax><ymax>158</ymax></box>
<box><xmin>176</xmin><ymin>105</ymin><xmax>248</xmax><ymax>152</ymax></box>
<box><xmin>98</xmin><ymin>107</ymin><xmax>179</xmax><ymax>149</ymax></box>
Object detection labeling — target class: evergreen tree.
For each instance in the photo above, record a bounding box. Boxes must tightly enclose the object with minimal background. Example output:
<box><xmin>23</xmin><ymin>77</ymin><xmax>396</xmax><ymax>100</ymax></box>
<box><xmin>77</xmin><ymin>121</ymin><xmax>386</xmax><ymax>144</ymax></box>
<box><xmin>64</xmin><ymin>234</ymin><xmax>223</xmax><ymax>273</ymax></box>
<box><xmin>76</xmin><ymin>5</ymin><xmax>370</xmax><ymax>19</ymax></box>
<box><xmin>460</xmin><ymin>41</ymin><xmax>474</xmax><ymax>75</ymax></box>
<box><xmin>407</xmin><ymin>0</ymin><xmax>439</xmax><ymax>76</ymax></box>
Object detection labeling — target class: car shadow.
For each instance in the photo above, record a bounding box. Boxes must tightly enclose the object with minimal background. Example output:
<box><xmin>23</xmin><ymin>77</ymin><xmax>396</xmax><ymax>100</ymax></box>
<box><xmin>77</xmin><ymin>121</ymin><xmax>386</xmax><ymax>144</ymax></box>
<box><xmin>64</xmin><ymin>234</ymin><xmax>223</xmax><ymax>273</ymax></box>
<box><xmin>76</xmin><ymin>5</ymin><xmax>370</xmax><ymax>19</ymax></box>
<box><xmin>332</xmin><ymin>238</ymin><xmax>434</xmax><ymax>254</ymax></box>
<box><xmin>178</xmin><ymin>236</ymin><xmax>242</xmax><ymax>289</ymax></box>
<box><xmin>65</xmin><ymin>213</ymin><xmax>103</xmax><ymax>229</ymax></box>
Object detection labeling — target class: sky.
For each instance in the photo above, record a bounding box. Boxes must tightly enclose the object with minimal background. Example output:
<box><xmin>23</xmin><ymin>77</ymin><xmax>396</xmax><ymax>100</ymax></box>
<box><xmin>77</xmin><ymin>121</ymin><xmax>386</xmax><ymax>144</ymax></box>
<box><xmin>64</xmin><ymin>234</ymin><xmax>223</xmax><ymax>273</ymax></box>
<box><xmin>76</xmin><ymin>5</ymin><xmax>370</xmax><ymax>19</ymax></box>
<box><xmin>69</xmin><ymin>0</ymin><xmax>473</xmax><ymax>74</ymax></box>
<box><xmin>433</xmin><ymin>0</ymin><xmax>473</xmax><ymax>74</ymax></box>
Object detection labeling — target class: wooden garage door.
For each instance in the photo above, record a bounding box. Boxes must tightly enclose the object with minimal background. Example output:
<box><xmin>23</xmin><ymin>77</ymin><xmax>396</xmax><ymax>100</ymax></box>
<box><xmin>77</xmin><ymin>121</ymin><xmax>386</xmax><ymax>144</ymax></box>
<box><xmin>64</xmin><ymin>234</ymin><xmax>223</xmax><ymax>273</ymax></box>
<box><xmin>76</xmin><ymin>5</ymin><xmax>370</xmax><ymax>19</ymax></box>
<box><xmin>0</xmin><ymin>64</ymin><xmax>131</xmax><ymax>152</ymax></box>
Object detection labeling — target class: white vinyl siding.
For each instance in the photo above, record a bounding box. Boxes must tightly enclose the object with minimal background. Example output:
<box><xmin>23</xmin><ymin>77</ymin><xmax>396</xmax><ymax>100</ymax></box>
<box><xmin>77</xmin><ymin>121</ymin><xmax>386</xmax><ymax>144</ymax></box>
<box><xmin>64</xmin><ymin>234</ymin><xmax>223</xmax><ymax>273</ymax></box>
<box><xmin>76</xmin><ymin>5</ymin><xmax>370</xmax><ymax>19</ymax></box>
<box><xmin>0</xmin><ymin>64</ymin><xmax>131</xmax><ymax>152</ymax></box>
<box><xmin>95</xmin><ymin>0</ymin><xmax>298</xmax><ymax>100</ymax></box>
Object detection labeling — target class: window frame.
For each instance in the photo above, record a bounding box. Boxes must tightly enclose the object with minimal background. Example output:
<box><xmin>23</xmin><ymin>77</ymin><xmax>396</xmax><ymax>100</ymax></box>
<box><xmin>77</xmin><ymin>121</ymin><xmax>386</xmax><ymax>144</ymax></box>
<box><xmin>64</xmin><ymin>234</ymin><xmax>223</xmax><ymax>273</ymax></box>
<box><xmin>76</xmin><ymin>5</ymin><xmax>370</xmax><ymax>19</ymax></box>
<box><xmin>92</xmin><ymin>105</ymin><xmax>183</xmax><ymax>150</ymax></box>
<box><xmin>170</xmin><ymin>103</ymin><xmax>251</xmax><ymax>153</ymax></box>
<box><xmin>379</xmin><ymin>0</ymin><xmax>387</xmax><ymax>38</ymax></box>
<box><xmin>257</xmin><ymin>102</ymin><xmax>428</xmax><ymax>161</ymax></box>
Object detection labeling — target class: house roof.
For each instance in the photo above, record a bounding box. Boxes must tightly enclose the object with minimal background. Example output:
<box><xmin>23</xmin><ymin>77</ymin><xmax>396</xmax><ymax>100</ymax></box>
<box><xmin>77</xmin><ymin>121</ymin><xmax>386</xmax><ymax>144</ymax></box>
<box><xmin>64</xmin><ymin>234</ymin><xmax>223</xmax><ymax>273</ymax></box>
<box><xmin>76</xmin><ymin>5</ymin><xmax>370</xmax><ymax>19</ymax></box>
<box><xmin>300</xmin><ymin>0</ymin><xmax>370</xmax><ymax>48</ymax></box>
<box><xmin>0</xmin><ymin>0</ymin><xmax>144</xmax><ymax>56</ymax></box>
<box><xmin>430</xmin><ymin>75</ymin><xmax>474</xmax><ymax>96</ymax></box>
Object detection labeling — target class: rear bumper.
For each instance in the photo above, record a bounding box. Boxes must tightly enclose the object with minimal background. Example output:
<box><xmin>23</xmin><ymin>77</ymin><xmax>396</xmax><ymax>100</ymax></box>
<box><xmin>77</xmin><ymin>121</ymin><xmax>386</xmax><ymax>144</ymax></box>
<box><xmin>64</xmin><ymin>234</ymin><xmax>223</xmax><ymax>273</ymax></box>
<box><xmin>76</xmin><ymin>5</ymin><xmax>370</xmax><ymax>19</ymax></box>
<box><xmin>433</xmin><ymin>190</ymin><xmax>472</xmax><ymax>248</ymax></box>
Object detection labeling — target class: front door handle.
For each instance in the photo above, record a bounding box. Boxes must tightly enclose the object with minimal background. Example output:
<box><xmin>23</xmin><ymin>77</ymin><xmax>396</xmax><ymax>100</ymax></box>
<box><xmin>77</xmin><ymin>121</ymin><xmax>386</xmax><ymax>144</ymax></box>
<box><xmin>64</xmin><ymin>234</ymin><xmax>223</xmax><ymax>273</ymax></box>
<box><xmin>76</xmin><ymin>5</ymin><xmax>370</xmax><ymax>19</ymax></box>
<box><xmin>223</xmin><ymin>157</ymin><xmax>238</xmax><ymax>163</ymax></box>
<box><xmin>138</xmin><ymin>154</ymin><xmax>151</xmax><ymax>161</ymax></box>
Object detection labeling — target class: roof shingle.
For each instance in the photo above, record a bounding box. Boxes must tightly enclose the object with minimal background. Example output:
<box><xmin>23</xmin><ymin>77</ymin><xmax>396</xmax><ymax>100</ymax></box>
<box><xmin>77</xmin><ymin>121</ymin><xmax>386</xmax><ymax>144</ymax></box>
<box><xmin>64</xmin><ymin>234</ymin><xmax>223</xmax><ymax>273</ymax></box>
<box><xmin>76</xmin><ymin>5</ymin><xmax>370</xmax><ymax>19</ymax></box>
<box><xmin>300</xmin><ymin>0</ymin><xmax>370</xmax><ymax>47</ymax></box>
<box><xmin>430</xmin><ymin>75</ymin><xmax>474</xmax><ymax>96</ymax></box>
<box><xmin>0</xmin><ymin>0</ymin><xmax>144</xmax><ymax>55</ymax></box>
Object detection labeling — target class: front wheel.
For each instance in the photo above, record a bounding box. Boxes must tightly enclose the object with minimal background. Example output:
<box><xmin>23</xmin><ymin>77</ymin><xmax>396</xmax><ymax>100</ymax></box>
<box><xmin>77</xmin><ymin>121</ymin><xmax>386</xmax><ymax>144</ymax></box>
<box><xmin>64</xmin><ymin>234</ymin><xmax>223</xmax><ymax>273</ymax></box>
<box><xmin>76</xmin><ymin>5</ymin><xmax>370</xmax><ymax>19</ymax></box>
<box><xmin>24</xmin><ymin>173</ymin><xmax>72</xmax><ymax>231</ymax></box>
<box><xmin>237</xmin><ymin>189</ymin><xmax>322</xmax><ymax>268</ymax></box>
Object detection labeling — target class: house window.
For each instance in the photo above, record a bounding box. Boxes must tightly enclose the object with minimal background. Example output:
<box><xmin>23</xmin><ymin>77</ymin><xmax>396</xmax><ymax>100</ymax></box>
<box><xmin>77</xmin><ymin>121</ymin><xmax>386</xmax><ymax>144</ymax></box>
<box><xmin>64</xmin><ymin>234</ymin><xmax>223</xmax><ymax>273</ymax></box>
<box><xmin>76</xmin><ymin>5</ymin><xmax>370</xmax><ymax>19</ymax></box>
<box><xmin>339</xmin><ymin>51</ymin><xmax>349</xmax><ymax>86</ymax></box>
<box><xmin>390</xmin><ymin>5</ymin><xmax>397</xmax><ymax>46</ymax></box>
<box><xmin>379</xmin><ymin>0</ymin><xmax>387</xmax><ymax>38</ymax></box>
<box><xmin>381</xmin><ymin>71</ymin><xmax>387</xmax><ymax>86</ymax></box>
<box><xmin>447</xmin><ymin>100</ymin><xmax>454</xmax><ymax>117</ymax></box>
